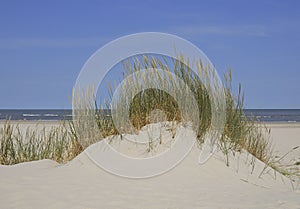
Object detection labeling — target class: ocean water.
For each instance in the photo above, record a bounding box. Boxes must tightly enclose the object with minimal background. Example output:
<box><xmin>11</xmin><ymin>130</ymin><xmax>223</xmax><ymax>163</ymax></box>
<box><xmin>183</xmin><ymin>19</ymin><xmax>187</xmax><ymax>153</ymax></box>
<box><xmin>244</xmin><ymin>109</ymin><xmax>300</xmax><ymax>123</ymax></box>
<box><xmin>0</xmin><ymin>109</ymin><xmax>299</xmax><ymax>122</ymax></box>
<box><xmin>0</xmin><ymin>109</ymin><xmax>72</xmax><ymax>121</ymax></box>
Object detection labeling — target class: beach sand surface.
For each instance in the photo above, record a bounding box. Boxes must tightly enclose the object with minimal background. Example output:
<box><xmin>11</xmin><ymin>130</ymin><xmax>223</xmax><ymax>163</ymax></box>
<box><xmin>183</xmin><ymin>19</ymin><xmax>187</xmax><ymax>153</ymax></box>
<box><xmin>0</xmin><ymin>121</ymin><xmax>299</xmax><ymax>209</ymax></box>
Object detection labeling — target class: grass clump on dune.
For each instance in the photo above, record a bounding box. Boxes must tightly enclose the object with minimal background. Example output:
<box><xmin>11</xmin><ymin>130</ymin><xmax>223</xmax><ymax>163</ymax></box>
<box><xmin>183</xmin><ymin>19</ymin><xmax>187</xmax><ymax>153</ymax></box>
<box><xmin>102</xmin><ymin>55</ymin><xmax>273</xmax><ymax>165</ymax></box>
<box><xmin>220</xmin><ymin>69</ymin><xmax>273</xmax><ymax>166</ymax></box>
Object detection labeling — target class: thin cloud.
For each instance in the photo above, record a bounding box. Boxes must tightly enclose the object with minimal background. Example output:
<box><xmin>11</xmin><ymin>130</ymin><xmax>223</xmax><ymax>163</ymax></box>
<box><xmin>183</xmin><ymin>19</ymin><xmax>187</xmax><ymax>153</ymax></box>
<box><xmin>0</xmin><ymin>37</ymin><xmax>112</xmax><ymax>49</ymax></box>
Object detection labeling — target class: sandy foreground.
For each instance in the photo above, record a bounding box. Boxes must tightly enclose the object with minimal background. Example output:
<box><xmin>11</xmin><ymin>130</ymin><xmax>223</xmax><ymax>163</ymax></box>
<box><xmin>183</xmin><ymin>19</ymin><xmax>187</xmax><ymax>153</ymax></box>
<box><xmin>0</xmin><ymin>121</ymin><xmax>299</xmax><ymax>209</ymax></box>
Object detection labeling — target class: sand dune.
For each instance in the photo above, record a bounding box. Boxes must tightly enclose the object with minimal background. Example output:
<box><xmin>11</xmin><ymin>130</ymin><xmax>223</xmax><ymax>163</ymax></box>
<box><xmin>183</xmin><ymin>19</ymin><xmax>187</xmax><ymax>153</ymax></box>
<box><xmin>0</xmin><ymin>122</ymin><xmax>299</xmax><ymax>209</ymax></box>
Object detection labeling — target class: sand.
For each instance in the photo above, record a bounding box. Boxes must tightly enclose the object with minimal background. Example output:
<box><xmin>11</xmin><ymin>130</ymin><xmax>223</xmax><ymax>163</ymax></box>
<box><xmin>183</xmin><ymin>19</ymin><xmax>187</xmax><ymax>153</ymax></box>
<box><xmin>0</xmin><ymin>121</ymin><xmax>299</xmax><ymax>209</ymax></box>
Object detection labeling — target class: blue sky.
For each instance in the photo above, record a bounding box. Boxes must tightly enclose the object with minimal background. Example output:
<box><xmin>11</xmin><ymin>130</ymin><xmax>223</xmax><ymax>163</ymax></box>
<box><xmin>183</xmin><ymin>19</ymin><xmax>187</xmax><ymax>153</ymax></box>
<box><xmin>0</xmin><ymin>0</ymin><xmax>299</xmax><ymax>109</ymax></box>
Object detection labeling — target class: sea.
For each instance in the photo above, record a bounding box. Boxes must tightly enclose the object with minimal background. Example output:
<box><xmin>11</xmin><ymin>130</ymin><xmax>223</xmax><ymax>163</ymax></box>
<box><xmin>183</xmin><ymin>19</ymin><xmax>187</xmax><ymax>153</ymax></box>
<box><xmin>0</xmin><ymin>109</ymin><xmax>299</xmax><ymax>123</ymax></box>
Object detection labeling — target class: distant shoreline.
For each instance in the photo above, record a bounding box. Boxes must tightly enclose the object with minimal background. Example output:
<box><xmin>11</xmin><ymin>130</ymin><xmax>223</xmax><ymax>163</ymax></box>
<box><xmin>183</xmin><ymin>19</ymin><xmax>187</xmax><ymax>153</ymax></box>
<box><xmin>1</xmin><ymin>109</ymin><xmax>300</xmax><ymax>122</ymax></box>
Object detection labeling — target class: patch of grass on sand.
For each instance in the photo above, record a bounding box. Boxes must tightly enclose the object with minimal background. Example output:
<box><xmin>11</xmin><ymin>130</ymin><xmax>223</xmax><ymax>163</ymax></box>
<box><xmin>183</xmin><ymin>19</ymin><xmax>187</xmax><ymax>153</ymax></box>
<box><xmin>0</xmin><ymin>119</ymin><xmax>82</xmax><ymax>165</ymax></box>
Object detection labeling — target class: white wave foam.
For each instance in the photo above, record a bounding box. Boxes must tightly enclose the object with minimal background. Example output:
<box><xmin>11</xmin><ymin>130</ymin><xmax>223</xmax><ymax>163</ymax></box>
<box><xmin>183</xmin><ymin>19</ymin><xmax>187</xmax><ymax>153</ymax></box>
<box><xmin>43</xmin><ymin>114</ymin><xmax>58</xmax><ymax>117</ymax></box>
<box><xmin>23</xmin><ymin>114</ymin><xmax>40</xmax><ymax>117</ymax></box>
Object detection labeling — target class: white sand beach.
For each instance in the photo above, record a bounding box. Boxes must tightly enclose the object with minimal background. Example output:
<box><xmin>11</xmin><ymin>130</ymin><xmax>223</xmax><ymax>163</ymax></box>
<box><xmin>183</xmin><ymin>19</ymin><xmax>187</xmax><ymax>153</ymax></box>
<box><xmin>0</xmin><ymin>121</ymin><xmax>299</xmax><ymax>209</ymax></box>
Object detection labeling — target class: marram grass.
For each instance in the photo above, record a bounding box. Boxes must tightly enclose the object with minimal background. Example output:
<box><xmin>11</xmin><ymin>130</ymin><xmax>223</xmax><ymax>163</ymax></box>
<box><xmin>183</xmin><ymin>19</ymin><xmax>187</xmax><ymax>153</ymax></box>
<box><xmin>0</xmin><ymin>55</ymin><xmax>298</xmax><ymax>181</ymax></box>
<box><xmin>0</xmin><ymin>119</ymin><xmax>82</xmax><ymax>165</ymax></box>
